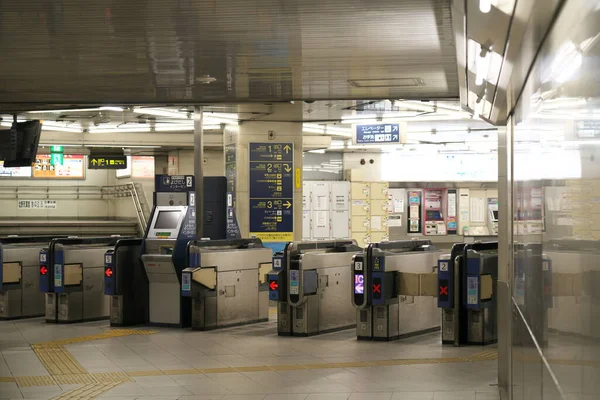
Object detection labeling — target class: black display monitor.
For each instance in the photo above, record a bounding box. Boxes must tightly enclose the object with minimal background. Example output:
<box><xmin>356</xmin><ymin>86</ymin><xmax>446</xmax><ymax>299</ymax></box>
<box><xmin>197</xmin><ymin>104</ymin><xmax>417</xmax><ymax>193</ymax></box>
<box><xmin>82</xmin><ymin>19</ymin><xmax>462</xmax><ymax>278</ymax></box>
<box><xmin>492</xmin><ymin>210</ymin><xmax>499</xmax><ymax>220</ymax></box>
<box><xmin>154</xmin><ymin>210</ymin><xmax>182</xmax><ymax>229</ymax></box>
<box><xmin>0</xmin><ymin>121</ymin><xmax>42</xmax><ymax>167</ymax></box>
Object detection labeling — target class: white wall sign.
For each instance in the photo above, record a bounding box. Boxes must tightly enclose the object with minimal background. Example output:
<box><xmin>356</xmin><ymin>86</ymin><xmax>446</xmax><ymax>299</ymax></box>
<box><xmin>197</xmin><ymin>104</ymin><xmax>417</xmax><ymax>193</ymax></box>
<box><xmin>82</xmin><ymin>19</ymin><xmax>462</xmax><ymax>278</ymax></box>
<box><xmin>18</xmin><ymin>200</ymin><xmax>57</xmax><ymax>209</ymax></box>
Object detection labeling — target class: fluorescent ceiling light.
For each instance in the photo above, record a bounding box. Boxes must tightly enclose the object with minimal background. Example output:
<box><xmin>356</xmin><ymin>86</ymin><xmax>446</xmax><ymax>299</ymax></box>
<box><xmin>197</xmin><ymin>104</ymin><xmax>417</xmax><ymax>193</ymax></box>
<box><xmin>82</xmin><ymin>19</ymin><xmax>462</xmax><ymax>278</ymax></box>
<box><xmin>26</xmin><ymin>106</ymin><xmax>124</xmax><ymax>114</ymax></box>
<box><xmin>132</xmin><ymin>107</ymin><xmax>187</xmax><ymax>119</ymax></box>
<box><xmin>88</xmin><ymin>127</ymin><xmax>151</xmax><ymax>134</ymax></box>
<box><xmin>341</xmin><ymin>114</ymin><xmax>377</xmax><ymax>121</ymax></box>
<box><xmin>341</xmin><ymin>119</ymin><xmax>380</xmax><ymax>125</ymax></box>
<box><xmin>308</xmin><ymin>149</ymin><xmax>326</xmax><ymax>154</ymax></box>
<box><xmin>479</xmin><ymin>0</ymin><xmax>492</xmax><ymax>13</ymax></box>
<box><xmin>85</xmin><ymin>144</ymin><xmax>161</xmax><ymax>148</ymax></box>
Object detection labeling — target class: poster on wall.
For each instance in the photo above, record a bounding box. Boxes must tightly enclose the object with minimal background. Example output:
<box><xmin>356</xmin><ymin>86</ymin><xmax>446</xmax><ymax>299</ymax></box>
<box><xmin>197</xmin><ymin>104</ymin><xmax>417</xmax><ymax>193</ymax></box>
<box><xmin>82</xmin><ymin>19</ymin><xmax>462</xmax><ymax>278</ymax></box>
<box><xmin>116</xmin><ymin>156</ymin><xmax>155</xmax><ymax>178</ymax></box>
<box><xmin>408</xmin><ymin>190</ymin><xmax>422</xmax><ymax>233</ymax></box>
<box><xmin>132</xmin><ymin>156</ymin><xmax>154</xmax><ymax>178</ymax></box>
<box><xmin>0</xmin><ymin>161</ymin><xmax>32</xmax><ymax>178</ymax></box>
<box><xmin>447</xmin><ymin>190</ymin><xmax>457</xmax><ymax>234</ymax></box>
<box><xmin>33</xmin><ymin>155</ymin><xmax>85</xmax><ymax>179</ymax></box>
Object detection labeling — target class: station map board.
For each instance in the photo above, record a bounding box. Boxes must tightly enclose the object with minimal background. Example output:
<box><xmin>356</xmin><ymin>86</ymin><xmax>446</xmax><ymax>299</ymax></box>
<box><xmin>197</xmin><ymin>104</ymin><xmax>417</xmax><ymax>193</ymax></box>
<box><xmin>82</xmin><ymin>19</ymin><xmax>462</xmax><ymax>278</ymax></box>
<box><xmin>249</xmin><ymin>143</ymin><xmax>294</xmax><ymax>242</ymax></box>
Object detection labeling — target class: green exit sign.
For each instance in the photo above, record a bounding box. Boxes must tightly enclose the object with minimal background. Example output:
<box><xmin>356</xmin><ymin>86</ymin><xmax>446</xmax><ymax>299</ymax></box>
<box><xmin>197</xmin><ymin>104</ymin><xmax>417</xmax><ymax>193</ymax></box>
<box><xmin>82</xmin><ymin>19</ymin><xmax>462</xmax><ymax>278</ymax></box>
<box><xmin>50</xmin><ymin>153</ymin><xmax>64</xmax><ymax>166</ymax></box>
<box><xmin>50</xmin><ymin>145</ymin><xmax>64</xmax><ymax>153</ymax></box>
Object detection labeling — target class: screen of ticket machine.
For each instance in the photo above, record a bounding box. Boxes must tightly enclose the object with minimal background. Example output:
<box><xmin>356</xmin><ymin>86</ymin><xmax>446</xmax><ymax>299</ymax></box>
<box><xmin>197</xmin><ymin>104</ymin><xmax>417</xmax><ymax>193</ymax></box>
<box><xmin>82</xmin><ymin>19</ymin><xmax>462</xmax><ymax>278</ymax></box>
<box><xmin>147</xmin><ymin>206</ymin><xmax>186</xmax><ymax>239</ymax></box>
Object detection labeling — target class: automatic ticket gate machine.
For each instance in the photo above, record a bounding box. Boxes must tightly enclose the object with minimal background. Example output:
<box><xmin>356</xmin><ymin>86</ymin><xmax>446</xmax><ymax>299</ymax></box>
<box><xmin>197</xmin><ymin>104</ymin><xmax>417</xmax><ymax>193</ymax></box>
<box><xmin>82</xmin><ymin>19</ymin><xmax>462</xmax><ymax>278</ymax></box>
<box><xmin>438</xmin><ymin>242</ymin><xmax>499</xmax><ymax>346</ymax></box>
<box><xmin>352</xmin><ymin>240</ymin><xmax>442</xmax><ymax>341</ymax></box>
<box><xmin>181</xmin><ymin>239</ymin><xmax>272</xmax><ymax>330</ymax></box>
<box><xmin>141</xmin><ymin>175</ymin><xmax>227</xmax><ymax>327</ymax></box>
<box><xmin>104</xmin><ymin>238</ymin><xmax>149</xmax><ymax>327</ymax></box>
<box><xmin>0</xmin><ymin>236</ymin><xmax>66</xmax><ymax>319</ymax></box>
<box><xmin>41</xmin><ymin>236</ymin><xmax>130</xmax><ymax>323</ymax></box>
<box><xmin>269</xmin><ymin>240</ymin><xmax>363</xmax><ymax>336</ymax></box>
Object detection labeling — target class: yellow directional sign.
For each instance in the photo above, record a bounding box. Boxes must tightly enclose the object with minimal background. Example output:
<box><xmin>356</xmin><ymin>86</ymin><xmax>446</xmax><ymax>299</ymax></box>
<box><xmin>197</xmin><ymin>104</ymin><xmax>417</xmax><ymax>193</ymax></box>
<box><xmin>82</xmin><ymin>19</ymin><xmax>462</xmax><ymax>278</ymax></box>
<box><xmin>88</xmin><ymin>156</ymin><xmax>127</xmax><ymax>170</ymax></box>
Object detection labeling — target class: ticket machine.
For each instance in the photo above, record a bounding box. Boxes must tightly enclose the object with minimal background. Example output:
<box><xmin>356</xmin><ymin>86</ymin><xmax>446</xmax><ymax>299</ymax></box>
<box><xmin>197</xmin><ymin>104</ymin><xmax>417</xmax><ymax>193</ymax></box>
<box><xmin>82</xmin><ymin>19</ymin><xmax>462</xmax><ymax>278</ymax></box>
<box><xmin>487</xmin><ymin>203</ymin><xmax>499</xmax><ymax>236</ymax></box>
<box><xmin>41</xmin><ymin>236</ymin><xmax>130</xmax><ymax>323</ymax></box>
<box><xmin>104</xmin><ymin>238</ymin><xmax>148</xmax><ymax>326</ymax></box>
<box><xmin>352</xmin><ymin>240</ymin><xmax>442</xmax><ymax>341</ymax></box>
<box><xmin>438</xmin><ymin>242</ymin><xmax>498</xmax><ymax>345</ymax></box>
<box><xmin>0</xmin><ymin>236</ymin><xmax>65</xmax><ymax>319</ymax></box>
<box><xmin>141</xmin><ymin>175</ymin><xmax>226</xmax><ymax>327</ymax></box>
<box><xmin>269</xmin><ymin>240</ymin><xmax>363</xmax><ymax>336</ymax></box>
<box><xmin>181</xmin><ymin>239</ymin><xmax>272</xmax><ymax>330</ymax></box>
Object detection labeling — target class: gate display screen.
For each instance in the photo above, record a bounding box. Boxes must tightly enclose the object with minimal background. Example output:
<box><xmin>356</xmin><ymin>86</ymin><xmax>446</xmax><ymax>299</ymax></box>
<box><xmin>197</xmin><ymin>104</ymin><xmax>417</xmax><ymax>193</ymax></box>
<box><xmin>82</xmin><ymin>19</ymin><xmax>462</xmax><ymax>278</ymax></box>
<box><xmin>354</xmin><ymin>274</ymin><xmax>364</xmax><ymax>294</ymax></box>
<box><xmin>154</xmin><ymin>210</ymin><xmax>181</xmax><ymax>229</ymax></box>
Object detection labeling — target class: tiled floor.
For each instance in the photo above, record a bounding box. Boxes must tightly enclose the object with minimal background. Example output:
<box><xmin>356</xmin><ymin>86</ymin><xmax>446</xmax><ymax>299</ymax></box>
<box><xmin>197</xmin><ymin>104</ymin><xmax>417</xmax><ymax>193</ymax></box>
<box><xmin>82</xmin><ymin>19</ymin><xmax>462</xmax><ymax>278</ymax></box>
<box><xmin>0</xmin><ymin>316</ymin><xmax>502</xmax><ymax>400</ymax></box>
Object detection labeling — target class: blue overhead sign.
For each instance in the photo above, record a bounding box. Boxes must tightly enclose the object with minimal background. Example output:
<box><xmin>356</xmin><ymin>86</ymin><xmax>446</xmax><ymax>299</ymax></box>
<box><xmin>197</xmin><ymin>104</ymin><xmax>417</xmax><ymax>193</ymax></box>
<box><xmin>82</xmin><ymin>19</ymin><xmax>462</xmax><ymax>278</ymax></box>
<box><xmin>355</xmin><ymin>124</ymin><xmax>401</xmax><ymax>144</ymax></box>
<box><xmin>249</xmin><ymin>143</ymin><xmax>294</xmax><ymax>242</ymax></box>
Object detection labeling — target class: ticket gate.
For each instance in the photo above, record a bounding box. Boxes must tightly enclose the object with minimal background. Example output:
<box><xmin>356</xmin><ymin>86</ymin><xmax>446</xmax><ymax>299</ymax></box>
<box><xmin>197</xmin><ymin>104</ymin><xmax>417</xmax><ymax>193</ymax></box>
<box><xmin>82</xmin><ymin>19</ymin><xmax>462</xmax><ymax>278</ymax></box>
<box><xmin>141</xmin><ymin>175</ymin><xmax>227</xmax><ymax>328</ymax></box>
<box><xmin>41</xmin><ymin>237</ymin><xmax>131</xmax><ymax>323</ymax></box>
<box><xmin>438</xmin><ymin>242</ymin><xmax>498</xmax><ymax>346</ymax></box>
<box><xmin>268</xmin><ymin>240</ymin><xmax>363</xmax><ymax>336</ymax></box>
<box><xmin>104</xmin><ymin>239</ymin><xmax>149</xmax><ymax>327</ymax></box>
<box><xmin>181</xmin><ymin>239</ymin><xmax>272</xmax><ymax>330</ymax></box>
<box><xmin>0</xmin><ymin>236</ymin><xmax>65</xmax><ymax>319</ymax></box>
<box><xmin>352</xmin><ymin>240</ymin><xmax>442</xmax><ymax>341</ymax></box>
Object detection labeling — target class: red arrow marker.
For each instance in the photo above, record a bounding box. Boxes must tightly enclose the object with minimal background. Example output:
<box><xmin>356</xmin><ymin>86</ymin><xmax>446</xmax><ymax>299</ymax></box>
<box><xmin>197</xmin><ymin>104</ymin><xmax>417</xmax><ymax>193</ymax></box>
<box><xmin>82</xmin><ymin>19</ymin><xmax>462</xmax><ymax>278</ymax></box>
<box><xmin>40</xmin><ymin>266</ymin><xmax>48</xmax><ymax>275</ymax></box>
<box><xmin>269</xmin><ymin>281</ymin><xmax>278</xmax><ymax>291</ymax></box>
<box><xmin>105</xmin><ymin>268</ymin><xmax>113</xmax><ymax>278</ymax></box>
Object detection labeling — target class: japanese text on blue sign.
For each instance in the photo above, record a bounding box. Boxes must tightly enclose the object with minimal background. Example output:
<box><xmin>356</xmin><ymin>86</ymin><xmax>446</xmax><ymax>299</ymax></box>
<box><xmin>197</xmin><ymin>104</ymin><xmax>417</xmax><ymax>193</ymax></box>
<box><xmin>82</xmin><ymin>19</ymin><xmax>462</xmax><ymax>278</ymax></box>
<box><xmin>355</xmin><ymin>124</ymin><xmax>400</xmax><ymax>144</ymax></box>
<box><xmin>249</xmin><ymin>143</ymin><xmax>294</xmax><ymax>241</ymax></box>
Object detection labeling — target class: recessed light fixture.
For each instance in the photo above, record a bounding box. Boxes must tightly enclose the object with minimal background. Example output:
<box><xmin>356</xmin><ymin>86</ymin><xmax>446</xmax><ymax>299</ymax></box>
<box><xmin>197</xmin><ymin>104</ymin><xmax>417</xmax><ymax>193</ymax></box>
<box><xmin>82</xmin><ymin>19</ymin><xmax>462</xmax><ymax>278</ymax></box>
<box><xmin>197</xmin><ymin>75</ymin><xmax>217</xmax><ymax>84</ymax></box>
<box><xmin>348</xmin><ymin>78</ymin><xmax>425</xmax><ymax>88</ymax></box>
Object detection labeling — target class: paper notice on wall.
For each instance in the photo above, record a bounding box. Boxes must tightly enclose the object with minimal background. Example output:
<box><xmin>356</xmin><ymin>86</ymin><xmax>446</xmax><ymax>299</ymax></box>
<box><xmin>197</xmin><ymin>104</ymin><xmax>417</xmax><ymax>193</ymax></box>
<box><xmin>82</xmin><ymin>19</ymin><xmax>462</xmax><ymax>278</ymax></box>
<box><xmin>470</xmin><ymin>197</ymin><xmax>485</xmax><ymax>222</ymax></box>
<box><xmin>388</xmin><ymin>216</ymin><xmax>402</xmax><ymax>227</ymax></box>
<box><xmin>393</xmin><ymin>199</ymin><xmax>404</xmax><ymax>213</ymax></box>
<box><xmin>448</xmin><ymin>192</ymin><xmax>457</xmax><ymax>217</ymax></box>
<box><xmin>316</xmin><ymin>211</ymin><xmax>328</xmax><ymax>228</ymax></box>
<box><xmin>372</xmin><ymin>216</ymin><xmax>382</xmax><ymax>230</ymax></box>
<box><xmin>410</xmin><ymin>205</ymin><xmax>419</xmax><ymax>219</ymax></box>
<box><xmin>316</xmin><ymin>195</ymin><xmax>328</xmax><ymax>210</ymax></box>
<box><xmin>410</xmin><ymin>219</ymin><xmax>419</xmax><ymax>232</ymax></box>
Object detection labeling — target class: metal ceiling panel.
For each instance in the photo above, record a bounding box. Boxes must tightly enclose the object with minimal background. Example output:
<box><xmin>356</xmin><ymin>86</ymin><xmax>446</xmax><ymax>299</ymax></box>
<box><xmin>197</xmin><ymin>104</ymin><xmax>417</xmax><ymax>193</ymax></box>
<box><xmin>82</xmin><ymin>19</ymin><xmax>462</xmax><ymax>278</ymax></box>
<box><xmin>0</xmin><ymin>0</ymin><xmax>457</xmax><ymax>109</ymax></box>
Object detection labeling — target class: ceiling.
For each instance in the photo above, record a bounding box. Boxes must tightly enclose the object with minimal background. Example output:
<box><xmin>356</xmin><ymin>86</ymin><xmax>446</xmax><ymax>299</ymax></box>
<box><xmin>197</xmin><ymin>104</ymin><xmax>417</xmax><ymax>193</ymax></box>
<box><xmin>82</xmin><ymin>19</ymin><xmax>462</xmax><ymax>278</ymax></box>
<box><xmin>0</xmin><ymin>0</ymin><xmax>458</xmax><ymax>110</ymax></box>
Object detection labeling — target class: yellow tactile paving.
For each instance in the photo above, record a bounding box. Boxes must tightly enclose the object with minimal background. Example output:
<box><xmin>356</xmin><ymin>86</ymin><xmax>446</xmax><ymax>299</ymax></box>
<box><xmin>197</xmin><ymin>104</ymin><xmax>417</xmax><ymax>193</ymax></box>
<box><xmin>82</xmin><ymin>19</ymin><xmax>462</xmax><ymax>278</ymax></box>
<box><xmin>0</xmin><ymin>376</ymin><xmax>15</xmax><ymax>383</ymax></box>
<box><xmin>126</xmin><ymin>370</ymin><xmax>165</xmax><ymax>377</ymax></box>
<box><xmin>50</xmin><ymin>382</ymin><xmax>121</xmax><ymax>400</ymax></box>
<box><xmin>35</xmin><ymin>329</ymin><xmax>157</xmax><ymax>347</ymax></box>
<box><xmin>468</xmin><ymin>350</ymin><xmax>499</xmax><ymax>361</ymax></box>
<box><xmin>14</xmin><ymin>375</ymin><xmax>56</xmax><ymax>387</ymax></box>
<box><xmin>33</xmin><ymin>345</ymin><xmax>86</xmax><ymax>375</ymax></box>
<box><xmin>53</xmin><ymin>374</ymin><xmax>96</xmax><ymax>385</ymax></box>
<box><xmin>163</xmin><ymin>369</ymin><xmax>200</xmax><ymax>375</ymax></box>
<box><xmin>90</xmin><ymin>372</ymin><xmax>132</xmax><ymax>383</ymax></box>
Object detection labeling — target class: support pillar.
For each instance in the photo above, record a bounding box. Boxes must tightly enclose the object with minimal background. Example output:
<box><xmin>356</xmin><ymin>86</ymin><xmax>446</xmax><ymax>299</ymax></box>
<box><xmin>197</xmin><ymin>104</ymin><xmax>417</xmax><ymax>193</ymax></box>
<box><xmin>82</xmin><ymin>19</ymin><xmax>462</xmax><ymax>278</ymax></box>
<box><xmin>225</xmin><ymin>103</ymin><xmax>303</xmax><ymax>250</ymax></box>
<box><xmin>194</xmin><ymin>106</ymin><xmax>204</xmax><ymax>239</ymax></box>
<box><xmin>497</xmin><ymin>121</ymin><xmax>513</xmax><ymax>396</ymax></box>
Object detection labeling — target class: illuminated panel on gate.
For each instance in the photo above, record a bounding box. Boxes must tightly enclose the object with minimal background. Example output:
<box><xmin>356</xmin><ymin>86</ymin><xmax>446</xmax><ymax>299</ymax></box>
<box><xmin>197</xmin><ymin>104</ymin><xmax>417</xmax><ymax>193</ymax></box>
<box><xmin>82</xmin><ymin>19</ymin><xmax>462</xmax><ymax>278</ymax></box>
<box><xmin>354</xmin><ymin>274</ymin><xmax>364</xmax><ymax>294</ymax></box>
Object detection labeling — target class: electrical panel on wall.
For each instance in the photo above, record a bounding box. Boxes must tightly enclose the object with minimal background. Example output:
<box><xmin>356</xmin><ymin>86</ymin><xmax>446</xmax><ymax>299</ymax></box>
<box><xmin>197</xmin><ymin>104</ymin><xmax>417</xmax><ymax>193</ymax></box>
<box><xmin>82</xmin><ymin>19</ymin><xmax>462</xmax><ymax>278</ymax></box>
<box><xmin>303</xmin><ymin>181</ymin><xmax>350</xmax><ymax>240</ymax></box>
<box><xmin>350</xmin><ymin>182</ymin><xmax>390</xmax><ymax>247</ymax></box>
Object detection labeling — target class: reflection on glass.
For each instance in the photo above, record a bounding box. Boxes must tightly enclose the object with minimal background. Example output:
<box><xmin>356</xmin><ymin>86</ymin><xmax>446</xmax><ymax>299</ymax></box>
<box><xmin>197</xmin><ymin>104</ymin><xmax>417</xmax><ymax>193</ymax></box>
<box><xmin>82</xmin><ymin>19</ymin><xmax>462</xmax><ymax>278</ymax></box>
<box><xmin>511</xmin><ymin>3</ymin><xmax>600</xmax><ymax>399</ymax></box>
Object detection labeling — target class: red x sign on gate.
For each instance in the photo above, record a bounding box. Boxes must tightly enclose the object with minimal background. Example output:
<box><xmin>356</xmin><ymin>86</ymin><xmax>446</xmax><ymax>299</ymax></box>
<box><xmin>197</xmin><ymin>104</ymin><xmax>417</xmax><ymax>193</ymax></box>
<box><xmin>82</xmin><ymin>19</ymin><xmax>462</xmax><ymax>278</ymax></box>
<box><xmin>440</xmin><ymin>286</ymin><xmax>449</xmax><ymax>296</ymax></box>
<box><xmin>373</xmin><ymin>284</ymin><xmax>381</xmax><ymax>294</ymax></box>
